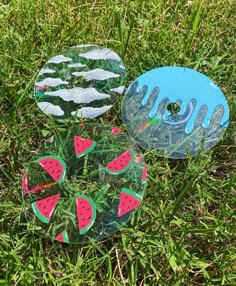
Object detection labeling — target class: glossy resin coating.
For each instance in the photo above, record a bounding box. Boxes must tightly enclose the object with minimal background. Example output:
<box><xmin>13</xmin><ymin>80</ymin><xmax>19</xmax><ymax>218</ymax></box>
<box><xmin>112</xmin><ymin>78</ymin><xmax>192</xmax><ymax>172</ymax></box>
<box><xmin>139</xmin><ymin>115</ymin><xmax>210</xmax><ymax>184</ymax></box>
<box><xmin>121</xmin><ymin>67</ymin><xmax>230</xmax><ymax>158</ymax></box>
<box><xmin>22</xmin><ymin>124</ymin><xmax>146</xmax><ymax>243</ymax></box>
<box><xmin>34</xmin><ymin>45</ymin><xmax>126</xmax><ymax>120</ymax></box>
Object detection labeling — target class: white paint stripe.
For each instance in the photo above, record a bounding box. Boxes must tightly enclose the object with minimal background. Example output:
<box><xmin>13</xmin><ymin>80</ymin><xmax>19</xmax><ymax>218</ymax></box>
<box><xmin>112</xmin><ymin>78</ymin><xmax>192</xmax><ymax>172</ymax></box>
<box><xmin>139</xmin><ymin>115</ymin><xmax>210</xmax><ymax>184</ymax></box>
<box><xmin>48</xmin><ymin>55</ymin><xmax>72</xmax><ymax>64</ymax></box>
<box><xmin>79</xmin><ymin>48</ymin><xmax>121</xmax><ymax>61</ymax></box>
<box><xmin>38</xmin><ymin>102</ymin><xmax>64</xmax><ymax>116</ymax></box>
<box><xmin>72</xmin><ymin>68</ymin><xmax>120</xmax><ymax>81</ymax></box>
<box><xmin>110</xmin><ymin>86</ymin><xmax>125</xmax><ymax>94</ymax></box>
<box><xmin>45</xmin><ymin>87</ymin><xmax>110</xmax><ymax>103</ymax></box>
<box><xmin>71</xmin><ymin>105</ymin><xmax>112</xmax><ymax>118</ymax></box>
<box><xmin>68</xmin><ymin>63</ymin><xmax>87</xmax><ymax>68</ymax></box>
<box><xmin>38</xmin><ymin>68</ymin><xmax>56</xmax><ymax>76</ymax></box>
<box><xmin>36</xmin><ymin>78</ymin><xmax>69</xmax><ymax>87</ymax></box>
<box><xmin>119</xmin><ymin>64</ymin><xmax>125</xmax><ymax>70</ymax></box>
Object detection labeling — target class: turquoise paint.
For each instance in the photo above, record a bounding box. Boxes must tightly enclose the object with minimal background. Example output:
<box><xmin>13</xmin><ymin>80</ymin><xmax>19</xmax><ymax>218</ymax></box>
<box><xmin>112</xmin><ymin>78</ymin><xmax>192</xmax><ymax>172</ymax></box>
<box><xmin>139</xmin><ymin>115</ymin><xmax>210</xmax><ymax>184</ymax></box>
<box><xmin>129</xmin><ymin>66</ymin><xmax>229</xmax><ymax>134</ymax></box>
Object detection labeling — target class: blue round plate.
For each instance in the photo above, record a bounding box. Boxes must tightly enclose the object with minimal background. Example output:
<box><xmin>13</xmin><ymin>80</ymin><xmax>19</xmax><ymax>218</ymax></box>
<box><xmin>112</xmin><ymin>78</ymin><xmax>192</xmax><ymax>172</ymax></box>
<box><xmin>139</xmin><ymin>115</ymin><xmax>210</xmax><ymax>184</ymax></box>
<box><xmin>121</xmin><ymin>66</ymin><xmax>230</xmax><ymax>158</ymax></box>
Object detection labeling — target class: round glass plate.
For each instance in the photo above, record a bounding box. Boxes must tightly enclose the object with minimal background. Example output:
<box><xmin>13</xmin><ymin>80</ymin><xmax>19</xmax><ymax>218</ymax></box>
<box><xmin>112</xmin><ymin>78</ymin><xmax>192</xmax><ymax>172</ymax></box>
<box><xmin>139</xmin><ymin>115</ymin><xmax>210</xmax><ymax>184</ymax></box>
<box><xmin>22</xmin><ymin>124</ymin><xmax>147</xmax><ymax>244</ymax></box>
<box><xmin>121</xmin><ymin>66</ymin><xmax>230</xmax><ymax>158</ymax></box>
<box><xmin>34</xmin><ymin>44</ymin><xmax>126</xmax><ymax>120</ymax></box>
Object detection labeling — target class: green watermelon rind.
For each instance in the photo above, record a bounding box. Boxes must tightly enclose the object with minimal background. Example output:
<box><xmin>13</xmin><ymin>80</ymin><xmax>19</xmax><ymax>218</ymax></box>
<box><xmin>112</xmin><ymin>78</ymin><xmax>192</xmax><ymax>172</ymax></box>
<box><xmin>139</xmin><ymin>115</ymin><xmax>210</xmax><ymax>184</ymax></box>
<box><xmin>75</xmin><ymin>140</ymin><xmax>97</xmax><ymax>158</ymax></box>
<box><xmin>54</xmin><ymin>230</ymin><xmax>69</xmax><ymax>243</ymax></box>
<box><xmin>36</xmin><ymin>155</ymin><xmax>66</xmax><ymax>184</ymax></box>
<box><xmin>121</xmin><ymin>188</ymin><xmax>143</xmax><ymax>202</ymax></box>
<box><xmin>32</xmin><ymin>201</ymin><xmax>50</xmax><ymax>224</ymax></box>
<box><xmin>104</xmin><ymin>148</ymin><xmax>135</xmax><ymax>175</ymax></box>
<box><xmin>75</xmin><ymin>194</ymin><xmax>96</xmax><ymax>235</ymax></box>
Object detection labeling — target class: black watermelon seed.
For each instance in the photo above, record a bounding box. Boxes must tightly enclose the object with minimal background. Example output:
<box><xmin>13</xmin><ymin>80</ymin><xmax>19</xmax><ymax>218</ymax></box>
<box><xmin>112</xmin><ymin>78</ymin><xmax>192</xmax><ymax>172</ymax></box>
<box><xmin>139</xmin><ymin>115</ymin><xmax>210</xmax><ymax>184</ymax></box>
<box><xmin>129</xmin><ymin>199</ymin><xmax>131</xmax><ymax>203</ymax></box>
<box><xmin>49</xmin><ymin>161</ymin><xmax>52</xmax><ymax>164</ymax></box>
<box><xmin>79</xmin><ymin>213</ymin><xmax>83</xmax><ymax>215</ymax></box>
<box><xmin>82</xmin><ymin>218</ymin><xmax>86</xmax><ymax>221</ymax></box>
<box><xmin>125</xmin><ymin>196</ymin><xmax>128</xmax><ymax>199</ymax></box>
<box><xmin>127</xmin><ymin>206</ymin><xmax>130</xmax><ymax>209</ymax></box>
<box><xmin>57</xmin><ymin>170</ymin><xmax>60</xmax><ymax>173</ymax></box>
<box><xmin>45</xmin><ymin>212</ymin><xmax>48</xmax><ymax>215</ymax></box>
<box><xmin>88</xmin><ymin>216</ymin><xmax>91</xmax><ymax>219</ymax></box>
<box><xmin>51</xmin><ymin>202</ymin><xmax>55</xmax><ymax>206</ymax></box>
<box><xmin>46</xmin><ymin>199</ymin><xmax>50</xmax><ymax>202</ymax></box>
<box><xmin>48</xmin><ymin>166</ymin><xmax>52</xmax><ymax>169</ymax></box>
<box><xmin>122</xmin><ymin>202</ymin><xmax>124</xmax><ymax>206</ymax></box>
<box><xmin>43</xmin><ymin>206</ymin><xmax>46</xmax><ymax>209</ymax></box>
<box><xmin>39</xmin><ymin>203</ymin><xmax>42</xmax><ymax>206</ymax></box>
<box><xmin>86</xmin><ymin>208</ymin><xmax>90</xmax><ymax>211</ymax></box>
<box><xmin>82</xmin><ymin>224</ymin><xmax>85</xmax><ymax>227</ymax></box>
<box><xmin>82</xmin><ymin>206</ymin><xmax>85</xmax><ymax>208</ymax></box>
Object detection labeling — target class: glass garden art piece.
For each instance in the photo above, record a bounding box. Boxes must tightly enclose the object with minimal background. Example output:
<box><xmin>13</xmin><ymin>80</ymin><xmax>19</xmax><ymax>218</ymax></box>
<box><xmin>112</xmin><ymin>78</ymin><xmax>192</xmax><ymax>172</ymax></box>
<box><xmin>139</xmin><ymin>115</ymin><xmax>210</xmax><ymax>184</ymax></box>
<box><xmin>22</xmin><ymin>124</ymin><xmax>147</xmax><ymax>244</ymax></box>
<box><xmin>34</xmin><ymin>45</ymin><xmax>126</xmax><ymax>120</ymax></box>
<box><xmin>121</xmin><ymin>67</ymin><xmax>230</xmax><ymax>159</ymax></box>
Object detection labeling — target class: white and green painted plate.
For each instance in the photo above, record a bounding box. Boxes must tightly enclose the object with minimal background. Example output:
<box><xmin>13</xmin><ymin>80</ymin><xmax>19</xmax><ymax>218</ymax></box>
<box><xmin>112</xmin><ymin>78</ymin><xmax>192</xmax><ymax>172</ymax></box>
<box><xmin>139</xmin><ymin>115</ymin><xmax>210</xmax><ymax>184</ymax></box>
<box><xmin>34</xmin><ymin>45</ymin><xmax>126</xmax><ymax>120</ymax></box>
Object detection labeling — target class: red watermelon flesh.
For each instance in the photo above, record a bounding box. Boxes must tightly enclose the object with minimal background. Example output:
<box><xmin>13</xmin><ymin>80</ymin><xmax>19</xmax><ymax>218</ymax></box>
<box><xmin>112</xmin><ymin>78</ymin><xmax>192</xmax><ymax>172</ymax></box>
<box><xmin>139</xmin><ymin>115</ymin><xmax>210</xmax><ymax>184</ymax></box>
<box><xmin>105</xmin><ymin>149</ymin><xmax>135</xmax><ymax>175</ymax></box>
<box><xmin>32</xmin><ymin>194</ymin><xmax>60</xmax><ymax>223</ymax></box>
<box><xmin>22</xmin><ymin>173</ymin><xmax>28</xmax><ymax>191</ymax></box>
<box><xmin>74</xmin><ymin>136</ymin><xmax>96</xmax><ymax>158</ymax></box>
<box><xmin>141</xmin><ymin>164</ymin><xmax>147</xmax><ymax>182</ymax></box>
<box><xmin>75</xmin><ymin>195</ymin><xmax>96</xmax><ymax>234</ymax></box>
<box><xmin>36</xmin><ymin>156</ymin><xmax>66</xmax><ymax>184</ymax></box>
<box><xmin>110</xmin><ymin>127</ymin><xmax>122</xmax><ymax>136</ymax></box>
<box><xmin>117</xmin><ymin>188</ymin><xmax>142</xmax><ymax>217</ymax></box>
<box><xmin>54</xmin><ymin>230</ymin><xmax>69</xmax><ymax>243</ymax></box>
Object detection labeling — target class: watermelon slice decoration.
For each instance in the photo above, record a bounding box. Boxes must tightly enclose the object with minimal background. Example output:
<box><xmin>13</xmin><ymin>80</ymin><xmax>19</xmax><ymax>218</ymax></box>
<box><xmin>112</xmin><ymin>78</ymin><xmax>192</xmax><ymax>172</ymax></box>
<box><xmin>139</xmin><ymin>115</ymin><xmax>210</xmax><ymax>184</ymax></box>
<box><xmin>134</xmin><ymin>156</ymin><xmax>144</xmax><ymax>163</ymax></box>
<box><xmin>110</xmin><ymin>127</ymin><xmax>122</xmax><ymax>136</ymax></box>
<box><xmin>36</xmin><ymin>85</ymin><xmax>49</xmax><ymax>91</ymax></box>
<box><xmin>54</xmin><ymin>230</ymin><xmax>69</xmax><ymax>243</ymax></box>
<box><xmin>74</xmin><ymin>136</ymin><xmax>96</xmax><ymax>158</ymax></box>
<box><xmin>141</xmin><ymin>164</ymin><xmax>147</xmax><ymax>183</ymax></box>
<box><xmin>22</xmin><ymin>169</ymin><xmax>57</xmax><ymax>195</ymax></box>
<box><xmin>117</xmin><ymin>188</ymin><xmax>142</xmax><ymax>217</ymax></box>
<box><xmin>36</xmin><ymin>155</ymin><xmax>66</xmax><ymax>184</ymax></box>
<box><xmin>22</xmin><ymin>172</ymin><xmax>28</xmax><ymax>191</ymax></box>
<box><xmin>46</xmin><ymin>135</ymin><xmax>54</xmax><ymax>143</ymax></box>
<box><xmin>105</xmin><ymin>149</ymin><xmax>135</xmax><ymax>175</ymax></box>
<box><xmin>32</xmin><ymin>194</ymin><xmax>60</xmax><ymax>223</ymax></box>
<box><xmin>75</xmin><ymin>194</ymin><xmax>96</xmax><ymax>234</ymax></box>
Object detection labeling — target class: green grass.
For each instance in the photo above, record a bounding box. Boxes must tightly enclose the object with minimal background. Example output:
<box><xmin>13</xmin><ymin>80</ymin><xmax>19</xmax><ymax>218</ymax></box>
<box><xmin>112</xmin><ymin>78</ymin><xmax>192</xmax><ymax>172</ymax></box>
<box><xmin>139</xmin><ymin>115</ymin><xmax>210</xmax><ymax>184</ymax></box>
<box><xmin>0</xmin><ymin>0</ymin><xmax>235</xmax><ymax>285</ymax></box>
